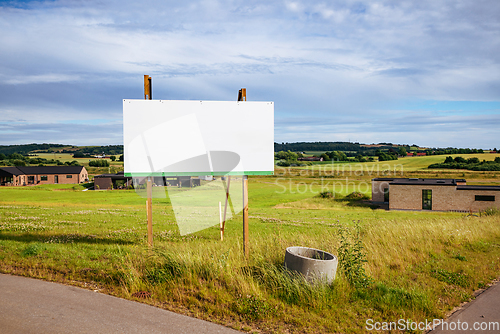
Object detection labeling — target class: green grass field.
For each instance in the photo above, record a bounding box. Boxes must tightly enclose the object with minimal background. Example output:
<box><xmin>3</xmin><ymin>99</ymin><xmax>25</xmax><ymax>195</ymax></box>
<box><xmin>27</xmin><ymin>153</ymin><xmax>124</xmax><ymax>175</ymax></box>
<box><xmin>1</xmin><ymin>166</ymin><xmax>500</xmax><ymax>333</ymax></box>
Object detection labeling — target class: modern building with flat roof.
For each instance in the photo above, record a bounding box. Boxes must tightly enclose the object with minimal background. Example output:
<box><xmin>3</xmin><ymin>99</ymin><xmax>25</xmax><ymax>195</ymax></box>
<box><xmin>372</xmin><ymin>178</ymin><xmax>500</xmax><ymax>212</ymax></box>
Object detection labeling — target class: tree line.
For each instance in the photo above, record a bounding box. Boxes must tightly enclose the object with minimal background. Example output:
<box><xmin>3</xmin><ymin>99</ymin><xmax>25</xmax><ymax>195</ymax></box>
<box><xmin>0</xmin><ymin>144</ymin><xmax>124</xmax><ymax>156</ymax></box>
<box><xmin>428</xmin><ymin>156</ymin><xmax>500</xmax><ymax>171</ymax></box>
<box><xmin>0</xmin><ymin>153</ymin><xmax>80</xmax><ymax>167</ymax></box>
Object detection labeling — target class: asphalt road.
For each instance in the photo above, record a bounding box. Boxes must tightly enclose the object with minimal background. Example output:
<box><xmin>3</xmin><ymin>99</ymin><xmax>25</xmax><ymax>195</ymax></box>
<box><xmin>0</xmin><ymin>273</ymin><xmax>242</xmax><ymax>334</ymax></box>
<box><xmin>3</xmin><ymin>272</ymin><xmax>499</xmax><ymax>333</ymax></box>
<box><xmin>430</xmin><ymin>280</ymin><xmax>500</xmax><ymax>333</ymax></box>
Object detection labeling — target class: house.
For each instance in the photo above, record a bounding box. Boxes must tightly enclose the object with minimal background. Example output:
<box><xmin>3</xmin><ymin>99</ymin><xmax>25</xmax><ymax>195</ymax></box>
<box><xmin>372</xmin><ymin>178</ymin><xmax>500</xmax><ymax>212</ymax></box>
<box><xmin>93</xmin><ymin>173</ymin><xmax>201</xmax><ymax>190</ymax></box>
<box><xmin>94</xmin><ymin>172</ymin><xmax>133</xmax><ymax>190</ymax></box>
<box><xmin>0</xmin><ymin>166</ymin><xmax>88</xmax><ymax>186</ymax></box>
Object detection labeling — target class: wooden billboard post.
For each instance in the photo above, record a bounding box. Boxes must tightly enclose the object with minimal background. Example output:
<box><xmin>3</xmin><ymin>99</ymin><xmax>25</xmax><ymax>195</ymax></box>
<box><xmin>145</xmin><ymin>75</ymin><xmax>153</xmax><ymax>247</ymax></box>
<box><xmin>238</xmin><ymin>88</ymin><xmax>249</xmax><ymax>258</ymax></box>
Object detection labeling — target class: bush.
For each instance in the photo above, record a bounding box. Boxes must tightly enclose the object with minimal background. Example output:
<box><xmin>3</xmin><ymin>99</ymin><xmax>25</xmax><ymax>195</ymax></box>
<box><xmin>377</xmin><ymin>153</ymin><xmax>397</xmax><ymax>161</ymax></box>
<box><xmin>276</xmin><ymin>160</ymin><xmax>290</xmax><ymax>167</ymax></box>
<box><xmin>338</xmin><ymin>221</ymin><xmax>371</xmax><ymax>288</ymax></box>
<box><xmin>317</xmin><ymin>191</ymin><xmax>334</xmax><ymax>199</ymax></box>
<box><xmin>275</xmin><ymin>150</ymin><xmax>298</xmax><ymax>161</ymax></box>
<box><xmin>344</xmin><ymin>192</ymin><xmax>369</xmax><ymax>200</ymax></box>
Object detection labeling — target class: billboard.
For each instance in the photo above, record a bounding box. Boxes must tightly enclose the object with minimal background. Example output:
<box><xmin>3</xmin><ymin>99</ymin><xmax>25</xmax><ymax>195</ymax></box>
<box><xmin>123</xmin><ymin>99</ymin><xmax>274</xmax><ymax>177</ymax></box>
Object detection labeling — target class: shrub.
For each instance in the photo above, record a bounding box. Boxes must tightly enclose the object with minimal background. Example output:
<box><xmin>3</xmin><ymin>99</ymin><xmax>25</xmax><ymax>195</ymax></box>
<box><xmin>276</xmin><ymin>160</ymin><xmax>290</xmax><ymax>167</ymax></box>
<box><xmin>317</xmin><ymin>191</ymin><xmax>335</xmax><ymax>199</ymax></box>
<box><xmin>344</xmin><ymin>192</ymin><xmax>369</xmax><ymax>200</ymax></box>
<box><xmin>337</xmin><ymin>221</ymin><xmax>371</xmax><ymax>288</ymax></box>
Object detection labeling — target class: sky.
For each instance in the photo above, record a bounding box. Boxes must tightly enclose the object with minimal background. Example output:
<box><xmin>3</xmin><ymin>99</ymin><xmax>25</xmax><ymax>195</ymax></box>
<box><xmin>0</xmin><ymin>0</ymin><xmax>499</xmax><ymax>149</ymax></box>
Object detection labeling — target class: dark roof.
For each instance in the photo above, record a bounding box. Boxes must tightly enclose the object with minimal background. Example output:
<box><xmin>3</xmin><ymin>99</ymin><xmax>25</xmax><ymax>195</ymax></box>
<box><xmin>390</xmin><ymin>178</ymin><xmax>458</xmax><ymax>186</ymax></box>
<box><xmin>0</xmin><ymin>166</ymin><xmax>85</xmax><ymax>175</ymax></box>
<box><xmin>457</xmin><ymin>185</ymin><xmax>500</xmax><ymax>191</ymax></box>
<box><xmin>0</xmin><ymin>167</ymin><xmax>24</xmax><ymax>177</ymax></box>
<box><xmin>373</xmin><ymin>178</ymin><xmax>499</xmax><ymax>190</ymax></box>
<box><xmin>94</xmin><ymin>172</ymin><xmax>131</xmax><ymax>180</ymax></box>
<box><xmin>372</xmin><ymin>178</ymin><xmax>467</xmax><ymax>186</ymax></box>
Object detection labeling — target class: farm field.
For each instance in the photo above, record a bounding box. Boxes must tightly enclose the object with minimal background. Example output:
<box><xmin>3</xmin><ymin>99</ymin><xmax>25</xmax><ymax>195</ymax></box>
<box><xmin>290</xmin><ymin>154</ymin><xmax>500</xmax><ymax>184</ymax></box>
<box><xmin>1</xmin><ymin>167</ymin><xmax>500</xmax><ymax>333</ymax></box>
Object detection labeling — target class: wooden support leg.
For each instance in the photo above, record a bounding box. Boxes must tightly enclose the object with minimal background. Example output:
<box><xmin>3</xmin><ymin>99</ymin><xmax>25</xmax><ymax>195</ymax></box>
<box><xmin>147</xmin><ymin>177</ymin><xmax>153</xmax><ymax>247</ymax></box>
<box><xmin>221</xmin><ymin>176</ymin><xmax>232</xmax><ymax>241</ymax></box>
<box><xmin>243</xmin><ymin>175</ymin><xmax>249</xmax><ymax>258</ymax></box>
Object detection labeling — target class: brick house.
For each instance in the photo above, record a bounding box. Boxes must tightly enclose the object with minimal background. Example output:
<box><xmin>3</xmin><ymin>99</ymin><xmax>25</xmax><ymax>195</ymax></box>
<box><xmin>372</xmin><ymin>178</ymin><xmax>500</xmax><ymax>212</ymax></box>
<box><xmin>0</xmin><ymin>166</ymin><xmax>88</xmax><ymax>186</ymax></box>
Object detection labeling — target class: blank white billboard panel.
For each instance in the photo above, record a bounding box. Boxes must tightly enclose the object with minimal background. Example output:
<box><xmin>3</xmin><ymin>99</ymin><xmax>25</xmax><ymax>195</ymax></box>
<box><xmin>123</xmin><ymin>99</ymin><xmax>274</xmax><ymax>176</ymax></box>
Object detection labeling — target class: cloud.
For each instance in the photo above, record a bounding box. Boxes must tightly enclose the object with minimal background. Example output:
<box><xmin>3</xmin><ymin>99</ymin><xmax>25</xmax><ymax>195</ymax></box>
<box><xmin>0</xmin><ymin>0</ymin><xmax>498</xmax><ymax>147</ymax></box>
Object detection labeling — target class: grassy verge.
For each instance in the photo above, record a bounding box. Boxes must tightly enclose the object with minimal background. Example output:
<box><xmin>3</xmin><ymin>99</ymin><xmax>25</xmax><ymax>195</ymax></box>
<box><xmin>1</xmin><ymin>177</ymin><xmax>500</xmax><ymax>333</ymax></box>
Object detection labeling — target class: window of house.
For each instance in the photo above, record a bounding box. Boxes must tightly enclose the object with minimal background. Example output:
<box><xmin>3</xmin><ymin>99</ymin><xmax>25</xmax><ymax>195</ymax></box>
<box><xmin>41</xmin><ymin>175</ymin><xmax>47</xmax><ymax>181</ymax></box>
<box><xmin>422</xmin><ymin>189</ymin><xmax>432</xmax><ymax>210</ymax></box>
<box><xmin>66</xmin><ymin>175</ymin><xmax>72</xmax><ymax>178</ymax></box>
<box><xmin>475</xmin><ymin>195</ymin><xmax>495</xmax><ymax>202</ymax></box>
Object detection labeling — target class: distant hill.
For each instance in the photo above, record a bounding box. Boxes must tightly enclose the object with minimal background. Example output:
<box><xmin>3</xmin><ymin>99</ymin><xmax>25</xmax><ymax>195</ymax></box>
<box><xmin>0</xmin><ymin>144</ymin><xmax>123</xmax><ymax>156</ymax></box>
<box><xmin>0</xmin><ymin>143</ymin><xmax>66</xmax><ymax>155</ymax></box>
<box><xmin>274</xmin><ymin>142</ymin><xmax>408</xmax><ymax>156</ymax></box>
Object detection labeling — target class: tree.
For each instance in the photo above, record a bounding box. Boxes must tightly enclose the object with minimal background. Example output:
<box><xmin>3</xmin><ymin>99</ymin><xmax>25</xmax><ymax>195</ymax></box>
<box><xmin>444</xmin><ymin>156</ymin><xmax>454</xmax><ymax>163</ymax></box>
<box><xmin>398</xmin><ymin>147</ymin><xmax>407</xmax><ymax>157</ymax></box>
<box><xmin>119</xmin><ymin>155</ymin><xmax>124</xmax><ymax>162</ymax></box>
<box><xmin>89</xmin><ymin>160</ymin><xmax>109</xmax><ymax>167</ymax></box>
<box><xmin>8</xmin><ymin>153</ymin><xmax>24</xmax><ymax>160</ymax></box>
<box><xmin>275</xmin><ymin>150</ymin><xmax>297</xmax><ymax>161</ymax></box>
<box><xmin>0</xmin><ymin>153</ymin><xmax>6</xmax><ymax>160</ymax></box>
<box><xmin>110</xmin><ymin>156</ymin><xmax>116</xmax><ymax>161</ymax></box>
<box><xmin>73</xmin><ymin>152</ymin><xmax>86</xmax><ymax>158</ymax></box>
